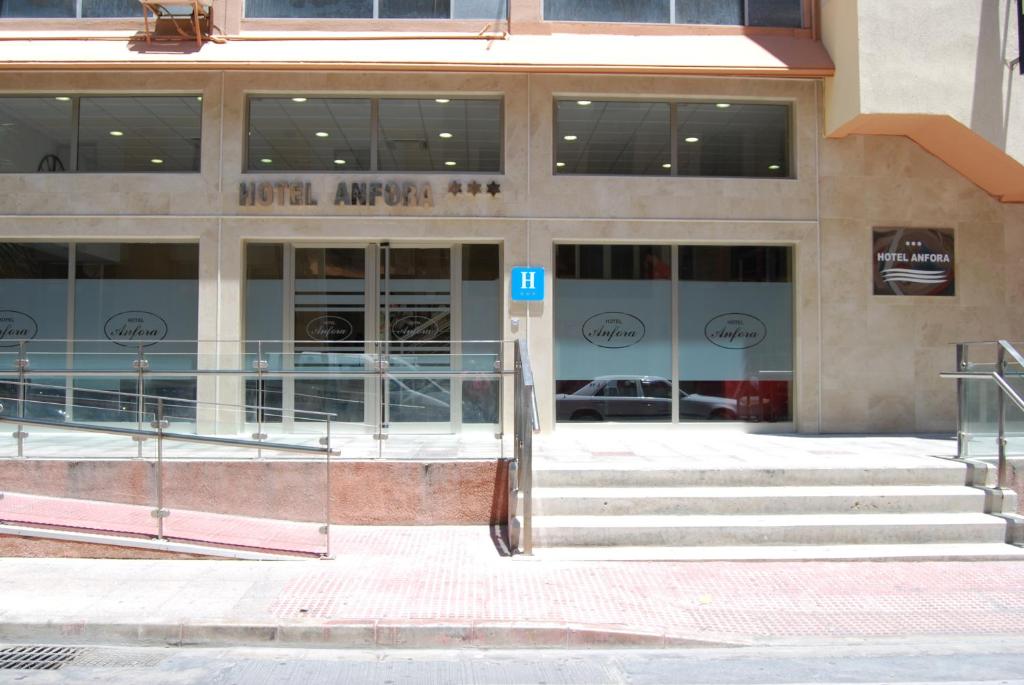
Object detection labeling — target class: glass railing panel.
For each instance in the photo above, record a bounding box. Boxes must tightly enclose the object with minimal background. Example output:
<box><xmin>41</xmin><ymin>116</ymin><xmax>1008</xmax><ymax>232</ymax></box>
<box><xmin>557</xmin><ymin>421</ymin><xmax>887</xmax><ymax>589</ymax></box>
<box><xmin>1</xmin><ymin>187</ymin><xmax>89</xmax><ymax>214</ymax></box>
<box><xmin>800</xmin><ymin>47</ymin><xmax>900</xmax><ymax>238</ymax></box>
<box><xmin>159</xmin><ymin>427</ymin><xmax>331</xmax><ymax>558</ymax></box>
<box><xmin>1003</xmin><ymin>349</ymin><xmax>1024</xmax><ymax>455</ymax></box>
<box><xmin>0</xmin><ymin>425</ymin><xmax>160</xmax><ymax>538</ymax></box>
<box><xmin>960</xmin><ymin>342</ymin><xmax>1024</xmax><ymax>457</ymax></box>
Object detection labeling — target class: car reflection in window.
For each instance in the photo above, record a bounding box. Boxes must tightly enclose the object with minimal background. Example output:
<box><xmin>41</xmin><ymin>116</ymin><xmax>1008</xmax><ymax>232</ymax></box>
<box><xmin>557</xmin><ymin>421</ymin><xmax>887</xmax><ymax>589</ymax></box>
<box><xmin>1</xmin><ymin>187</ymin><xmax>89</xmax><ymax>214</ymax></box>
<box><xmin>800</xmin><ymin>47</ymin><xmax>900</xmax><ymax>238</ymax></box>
<box><xmin>555</xmin><ymin>375</ymin><xmax>737</xmax><ymax>422</ymax></box>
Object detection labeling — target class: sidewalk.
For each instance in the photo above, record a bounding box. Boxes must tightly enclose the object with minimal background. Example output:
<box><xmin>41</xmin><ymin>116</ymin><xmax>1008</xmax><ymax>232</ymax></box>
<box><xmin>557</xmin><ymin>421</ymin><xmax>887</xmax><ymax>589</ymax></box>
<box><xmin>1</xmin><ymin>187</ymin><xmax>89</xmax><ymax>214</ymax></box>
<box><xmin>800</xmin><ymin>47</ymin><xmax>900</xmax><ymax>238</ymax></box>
<box><xmin>3</xmin><ymin>525</ymin><xmax>1024</xmax><ymax>649</ymax></box>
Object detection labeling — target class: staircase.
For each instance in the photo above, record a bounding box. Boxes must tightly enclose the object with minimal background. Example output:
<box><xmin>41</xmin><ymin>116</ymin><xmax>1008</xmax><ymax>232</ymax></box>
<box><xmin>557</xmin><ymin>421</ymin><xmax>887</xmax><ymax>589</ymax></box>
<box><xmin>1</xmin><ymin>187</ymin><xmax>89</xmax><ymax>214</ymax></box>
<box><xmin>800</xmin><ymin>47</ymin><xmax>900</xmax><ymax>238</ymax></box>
<box><xmin>529</xmin><ymin>453</ymin><xmax>1024</xmax><ymax>560</ymax></box>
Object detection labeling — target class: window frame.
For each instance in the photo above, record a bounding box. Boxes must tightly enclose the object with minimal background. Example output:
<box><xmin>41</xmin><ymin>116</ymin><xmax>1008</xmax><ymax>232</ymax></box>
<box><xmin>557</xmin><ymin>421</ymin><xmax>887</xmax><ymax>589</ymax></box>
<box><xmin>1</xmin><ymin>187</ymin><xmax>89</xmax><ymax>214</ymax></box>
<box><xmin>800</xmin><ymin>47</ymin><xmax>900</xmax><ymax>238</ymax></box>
<box><xmin>552</xmin><ymin>97</ymin><xmax>794</xmax><ymax>180</ymax></box>
<box><xmin>0</xmin><ymin>93</ymin><xmax>204</xmax><ymax>174</ymax></box>
<box><xmin>244</xmin><ymin>94</ymin><xmax>505</xmax><ymax>175</ymax></box>
<box><xmin>0</xmin><ymin>1</ymin><xmax>139</xmax><ymax>19</ymax></box>
<box><xmin>242</xmin><ymin>0</ymin><xmax>509</xmax><ymax>20</ymax></box>
<box><xmin>542</xmin><ymin>0</ymin><xmax>805</xmax><ymax>28</ymax></box>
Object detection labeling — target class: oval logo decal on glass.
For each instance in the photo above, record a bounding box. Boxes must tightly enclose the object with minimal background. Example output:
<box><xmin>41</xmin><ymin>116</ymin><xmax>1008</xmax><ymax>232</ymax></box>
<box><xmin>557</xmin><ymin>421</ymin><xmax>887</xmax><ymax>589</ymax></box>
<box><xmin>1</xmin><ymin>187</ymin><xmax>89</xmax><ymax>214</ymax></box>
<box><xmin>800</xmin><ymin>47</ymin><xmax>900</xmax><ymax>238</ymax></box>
<box><xmin>104</xmin><ymin>311</ymin><xmax>169</xmax><ymax>348</ymax></box>
<box><xmin>704</xmin><ymin>313</ymin><xmax>767</xmax><ymax>350</ymax></box>
<box><xmin>306</xmin><ymin>315</ymin><xmax>353</xmax><ymax>342</ymax></box>
<box><xmin>582</xmin><ymin>312</ymin><xmax>646</xmax><ymax>349</ymax></box>
<box><xmin>0</xmin><ymin>310</ymin><xmax>38</xmax><ymax>347</ymax></box>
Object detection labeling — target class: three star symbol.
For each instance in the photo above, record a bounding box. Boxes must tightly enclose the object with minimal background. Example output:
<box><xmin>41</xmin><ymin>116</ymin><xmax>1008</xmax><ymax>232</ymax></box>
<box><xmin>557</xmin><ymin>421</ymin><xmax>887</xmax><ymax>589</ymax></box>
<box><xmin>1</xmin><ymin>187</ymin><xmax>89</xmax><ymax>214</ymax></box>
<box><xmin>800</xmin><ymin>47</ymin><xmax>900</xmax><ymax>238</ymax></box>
<box><xmin>449</xmin><ymin>179</ymin><xmax>501</xmax><ymax>198</ymax></box>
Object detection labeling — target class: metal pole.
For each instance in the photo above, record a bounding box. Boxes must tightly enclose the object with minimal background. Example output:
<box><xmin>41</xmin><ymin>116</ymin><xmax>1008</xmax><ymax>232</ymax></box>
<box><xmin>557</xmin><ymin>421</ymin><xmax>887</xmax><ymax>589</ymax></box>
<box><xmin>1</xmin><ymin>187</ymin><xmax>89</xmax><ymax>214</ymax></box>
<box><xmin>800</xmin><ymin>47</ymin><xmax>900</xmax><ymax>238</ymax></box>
<box><xmin>956</xmin><ymin>343</ymin><xmax>966</xmax><ymax>458</ymax></box>
<box><xmin>15</xmin><ymin>340</ymin><xmax>28</xmax><ymax>458</ymax></box>
<box><xmin>322</xmin><ymin>417</ymin><xmax>332</xmax><ymax>559</ymax></box>
<box><xmin>154</xmin><ymin>397</ymin><xmax>166</xmax><ymax>540</ymax></box>
<box><xmin>135</xmin><ymin>342</ymin><xmax>148</xmax><ymax>460</ymax></box>
<box><xmin>253</xmin><ymin>340</ymin><xmax>267</xmax><ymax>460</ymax></box>
<box><xmin>997</xmin><ymin>345</ymin><xmax>1009</xmax><ymax>490</ymax></box>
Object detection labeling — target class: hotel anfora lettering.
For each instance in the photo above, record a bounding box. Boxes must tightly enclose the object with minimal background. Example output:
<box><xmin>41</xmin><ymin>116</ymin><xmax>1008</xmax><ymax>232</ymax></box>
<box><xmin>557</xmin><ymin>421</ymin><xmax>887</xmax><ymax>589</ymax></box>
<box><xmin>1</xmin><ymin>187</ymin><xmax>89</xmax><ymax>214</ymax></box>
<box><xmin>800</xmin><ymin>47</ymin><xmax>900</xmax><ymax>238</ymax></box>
<box><xmin>240</xmin><ymin>180</ymin><xmax>435</xmax><ymax>208</ymax></box>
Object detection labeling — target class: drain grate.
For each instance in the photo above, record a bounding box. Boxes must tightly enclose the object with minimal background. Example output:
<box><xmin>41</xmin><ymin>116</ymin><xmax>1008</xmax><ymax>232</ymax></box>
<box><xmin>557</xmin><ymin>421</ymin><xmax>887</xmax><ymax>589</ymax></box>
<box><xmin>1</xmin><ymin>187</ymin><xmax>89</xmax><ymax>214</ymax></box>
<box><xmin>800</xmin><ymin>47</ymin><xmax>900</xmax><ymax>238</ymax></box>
<box><xmin>0</xmin><ymin>645</ymin><xmax>82</xmax><ymax>670</ymax></box>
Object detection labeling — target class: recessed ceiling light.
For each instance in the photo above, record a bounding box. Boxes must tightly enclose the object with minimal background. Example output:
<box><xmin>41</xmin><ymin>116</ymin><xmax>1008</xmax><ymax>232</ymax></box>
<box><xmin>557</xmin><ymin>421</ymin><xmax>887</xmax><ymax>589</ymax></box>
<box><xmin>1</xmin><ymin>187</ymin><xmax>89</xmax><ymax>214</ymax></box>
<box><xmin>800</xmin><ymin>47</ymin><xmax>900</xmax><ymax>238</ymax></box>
<box><xmin>333</xmin><ymin>159</ymin><xmax>346</xmax><ymax>165</ymax></box>
<box><xmin>555</xmin><ymin>162</ymin><xmax>566</xmax><ymax>167</ymax></box>
<box><xmin>439</xmin><ymin>132</ymin><xmax>453</xmax><ymax>139</ymax></box>
<box><xmin>444</xmin><ymin>161</ymin><xmax>457</xmax><ymax>166</ymax></box>
<box><xmin>260</xmin><ymin>158</ymin><xmax>272</xmax><ymax>164</ymax></box>
<box><xmin>662</xmin><ymin>163</ymin><xmax>672</xmax><ymax>169</ymax></box>
<box><xmin>684</xmin><ymin>136</ymin><xmax>699</xmax><ymax>143</ymax></box>
<box><xmin>109</xmin><ymin>131</ymin><xmax>123</xmax><ymax>137</ymax></box>
<box><xmin>55</xmin><ymin>96</ymin><xmax>71</xmax><ymax>102</ymax></box>
<box><xmin>563</xmin><ymin>135</ymin><xmax>578</xmax><ymax>141</ymax></box>
<box><xmin>150</xmin><ymin>158</ymin><xmax>164</xmax><ymax>164</ymax></box>
<box><xmin>715</xmin><ymin>103</ymin><xmax>731</xmax><ymax>108</ymax></box>
<box><xmin>315</xmin><ymin>131</ymin><xmax>329</xmax><ymax>138</ymax></box>
<box><xmin>291</xmin><ymin>97</ymin><xmax>308</xmax><ymax>103</ymax></box>
<box><xmin>576</xmin><ymin>100</ymin><xmax>592</xmax><ymax>106</ymax></box>
<box><xmin>768</xmin><ymin>164</ymin><xmax>781</xmax><ymax>170</ymax></box>
<box><xmin>435</xmin><ymin>98</ymin><xmax>451</xmax><ymax>104</ymax></box>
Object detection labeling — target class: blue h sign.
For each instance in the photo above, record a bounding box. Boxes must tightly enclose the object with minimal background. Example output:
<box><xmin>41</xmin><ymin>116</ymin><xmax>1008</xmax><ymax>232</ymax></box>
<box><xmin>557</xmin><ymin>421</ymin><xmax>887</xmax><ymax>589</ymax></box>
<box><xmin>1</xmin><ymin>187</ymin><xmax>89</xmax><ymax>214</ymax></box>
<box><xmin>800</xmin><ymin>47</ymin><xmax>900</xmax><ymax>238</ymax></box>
<box><xmin>511</xmin><ymin>267</ymin><xmax>545</xmax><ymax>301</ymax></box>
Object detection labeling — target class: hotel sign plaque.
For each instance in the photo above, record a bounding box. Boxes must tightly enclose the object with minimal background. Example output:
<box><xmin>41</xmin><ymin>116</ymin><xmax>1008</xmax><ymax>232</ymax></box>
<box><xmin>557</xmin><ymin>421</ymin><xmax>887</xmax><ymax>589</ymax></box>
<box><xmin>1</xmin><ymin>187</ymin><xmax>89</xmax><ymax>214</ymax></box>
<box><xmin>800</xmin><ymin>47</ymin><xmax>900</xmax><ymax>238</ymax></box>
<box><xmin>873</xmin><ymin>228</ymin><xmax>955</xmax><ymax>297</ymax></box>
<box><xmin>239</xmin><ymin>178</ymin><xmax>501</xmax><ymax>209</ymax></box>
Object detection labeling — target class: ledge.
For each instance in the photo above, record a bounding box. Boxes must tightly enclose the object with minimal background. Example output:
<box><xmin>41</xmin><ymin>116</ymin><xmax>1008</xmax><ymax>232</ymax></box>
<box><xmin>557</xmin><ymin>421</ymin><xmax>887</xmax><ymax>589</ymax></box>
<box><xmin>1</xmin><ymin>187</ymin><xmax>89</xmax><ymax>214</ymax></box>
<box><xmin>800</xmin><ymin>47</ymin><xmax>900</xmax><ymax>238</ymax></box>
<box><xmin>0</xmin><ymin>32</ymin><xmax>833</xmax><ymax>76</ymax></box>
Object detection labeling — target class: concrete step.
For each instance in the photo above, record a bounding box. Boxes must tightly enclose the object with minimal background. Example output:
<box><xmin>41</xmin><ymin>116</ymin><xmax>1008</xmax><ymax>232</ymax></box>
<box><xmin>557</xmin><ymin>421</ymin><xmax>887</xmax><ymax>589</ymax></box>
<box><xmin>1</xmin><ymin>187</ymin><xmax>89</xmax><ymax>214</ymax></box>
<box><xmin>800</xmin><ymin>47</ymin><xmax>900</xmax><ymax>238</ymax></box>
<box><xmin>532</xmin><ymin>464</ymin><xmax>968</xmax><ymax>488</ymax></box>
<box><xmin>531</xmin><ymin>485</ymin><xmax>986</xmax><ymax>516</ymax></box>
<box><xmin>530</xmin><ymin>512</ymin><xmax>1008</xmax><ymax>547</ymax></box>
<box><xmin>523</xmin><ymin>542</ymin><xmax>1024</xmax><ymax>562</ymax></box>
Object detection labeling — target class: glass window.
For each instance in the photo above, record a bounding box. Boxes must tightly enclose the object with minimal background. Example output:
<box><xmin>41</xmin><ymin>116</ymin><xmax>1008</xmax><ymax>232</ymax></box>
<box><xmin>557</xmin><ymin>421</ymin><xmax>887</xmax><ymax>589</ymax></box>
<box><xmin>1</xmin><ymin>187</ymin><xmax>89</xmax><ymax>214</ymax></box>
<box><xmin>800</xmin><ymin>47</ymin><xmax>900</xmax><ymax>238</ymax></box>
<box><xmin>378</xmin><ymin>98</ymin><xmax>501</xmax><ymax>172</ymax></box>
<box><xmin>461</xmin><ymin>244</ymin><xmax>501</xmax><ymax>425</ymax></box>
<box><xmin>81</xmin><ymin>0</ymin><xmax>137</xmax><ymax>17</ymax></box>
<box><xmin>678</xmin><ymin>246</ymin><xmax>792</xmax><ymax>423</ymax></box>
<box><xmin>247</xmin><ymin>97</ymin><xmax>371</xmax><ymax>172</ymax></box>
<box><xmin>555</xmin><ymin>245</ymin><xmax>672</xmax><ymax>423</ymax></box>
<box><xmin>675</xmin><ymin>0</ymin><xmax>741</xmax><ymax>25</ymax></box>
<box><xmin>380</xmin><ymin>0</ymin><xmax>449</xmax><ymax>18</ymax></box>
<box><xmin>0</xmin><ymin>97</ymin><xmax>73</xmax><ymax>173</ymax></box>
<box><xmin>747</xmin><ymin>0</ymin><xmax>803</xmax><ymax>27</ymax></box>
<box><xmin>76</xmin><ymin>96</ymin><xmax>202</xmax><ymax>172</ymax></box>
<box><xmin>545</xmin><ymin>0</ymin><xmax>668</xmax><ymax>23</ymax></box>
<box><xmin>245</xmin><ymin>0</ymin><xmax>504</xmax><ymax>19</ymax></box>
<box><xmin>0</xmin><ymin>243</ymin><xmax>70</xmax><ymax>420</ymax></box>
<box><xmin>676</xmin><ymin>102</ymin><xmax>789</xmax><ymax>178</ymax></box>
<box><xmin>452</xmin><ymin>0</ymin><xmax>505</xmax><ymax>19</ymax></box>
<box><xmin>555</xmin><ymin>100</ymin><xmax>670</xmax><ymax>175</ymax></box>
<box><xmin>245</xmin><ymin>0</ymin><xmax>372</xmax><ymax>18</ymax></box>
<box><xmin>0</xmin><ymin>1</ymin><xmax>75</xmax><ymax>17</ymax></box>
<box><xmin>72</xmin><ymin>243</ymin><xmax>200</xmax><ymax>422</ymax></box>
<box><xmin>545</xmin><ymin>0</ymin><xmax>801</xmax><ymax>26</ymax></box>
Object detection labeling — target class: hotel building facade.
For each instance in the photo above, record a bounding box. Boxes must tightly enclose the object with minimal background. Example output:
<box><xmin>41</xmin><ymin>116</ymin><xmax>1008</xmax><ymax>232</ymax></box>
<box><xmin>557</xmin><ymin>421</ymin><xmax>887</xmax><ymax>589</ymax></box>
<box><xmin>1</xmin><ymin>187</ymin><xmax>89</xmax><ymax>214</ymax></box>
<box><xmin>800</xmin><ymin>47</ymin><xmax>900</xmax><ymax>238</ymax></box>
<box><xmin>0</xmin><ymin>0</ymin><xmax>1021</xmax><ymax>446</ymax></box>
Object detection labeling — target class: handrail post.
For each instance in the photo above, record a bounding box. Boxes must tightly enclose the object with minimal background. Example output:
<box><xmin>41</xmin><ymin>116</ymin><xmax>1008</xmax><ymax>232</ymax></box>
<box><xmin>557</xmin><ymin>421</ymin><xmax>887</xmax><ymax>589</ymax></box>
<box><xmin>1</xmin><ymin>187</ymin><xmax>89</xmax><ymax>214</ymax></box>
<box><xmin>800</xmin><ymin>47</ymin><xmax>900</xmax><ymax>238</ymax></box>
<box><xmin>253</xmin><ymin>340</ymin><xmax>268</xmax><ymax>460</ymax></box>
<box><xmin>152</xmin><ymin>397</ymin><xmax>168</xmax><ymax>540</ymax></box>
<box><xmin>133</xmin><ymin>342</ymin><xmax>149</xmax><ymax>460</ymax></box>
<box><xmin>997</xmin><ymin>344</ymin><xmax>1009</xmax><ymax>490</ymax></box>
<box><xmin>956</xmin><ymin>343</ymin><xmax>966</xmax><ymax>458</ymax></box>
<box><xmin>321</xmin><ymin>417</ymin><xmax>332</xmax><ymax>559</ymax></box>
<box><xmin>14</xmin><ymin>340</ymin><xmax>28</xmax><ymax>458</ymax></box>
<box><xmin>522</xmin><ymin>381</ymin><xmax>533</xmax><ymax>556</ymax></box>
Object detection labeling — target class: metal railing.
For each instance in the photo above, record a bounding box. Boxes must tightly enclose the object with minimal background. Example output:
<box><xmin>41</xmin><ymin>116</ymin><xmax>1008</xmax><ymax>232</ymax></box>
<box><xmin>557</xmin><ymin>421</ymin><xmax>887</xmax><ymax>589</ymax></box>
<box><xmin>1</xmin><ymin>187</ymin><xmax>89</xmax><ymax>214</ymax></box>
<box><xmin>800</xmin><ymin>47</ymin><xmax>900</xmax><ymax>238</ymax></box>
<box><xmin>0</xmin><ymin>384</ymin><xmax>336</xmax><ymax>558</ymax></box>
<box><xmin>941</xmin><ymin>339</ymin><xmax>1024</xmax><ymax>491</ymax></box>
<box><xmin>0</xmin><ymin>337</ymin><xmax>511</xmax><ymax>448</ymax></box>
<box><xmin>508</xmin><ymin>338</ymin><xmax>539</xmax><ymax>555</ymax></box>
<box><xmin>1</xmin><ymin>336</ymin><xmax>540</xmax><ymax>554</ymax></box>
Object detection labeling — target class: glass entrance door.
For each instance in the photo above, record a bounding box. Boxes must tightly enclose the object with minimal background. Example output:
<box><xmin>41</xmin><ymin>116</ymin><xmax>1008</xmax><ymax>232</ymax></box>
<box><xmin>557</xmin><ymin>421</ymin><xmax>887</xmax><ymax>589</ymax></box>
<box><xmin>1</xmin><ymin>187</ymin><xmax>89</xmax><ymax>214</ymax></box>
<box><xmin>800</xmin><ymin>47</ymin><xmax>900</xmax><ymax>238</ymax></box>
<box><xmin>245</xmin><ymin>241</ymin><xmax>500</xmax><ymax>440</ymax></box>
<box><xmin>379</xmin><ymin>244</ymin><xmax>454</xmax><ymax>434</ymax></box>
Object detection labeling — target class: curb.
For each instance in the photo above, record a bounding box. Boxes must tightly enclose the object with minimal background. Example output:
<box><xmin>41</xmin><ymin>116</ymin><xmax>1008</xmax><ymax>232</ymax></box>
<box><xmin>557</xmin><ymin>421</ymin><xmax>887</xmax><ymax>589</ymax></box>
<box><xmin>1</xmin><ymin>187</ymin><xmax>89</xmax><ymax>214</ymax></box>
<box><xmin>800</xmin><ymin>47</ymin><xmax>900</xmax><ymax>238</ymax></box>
<box><xmin>0</xmin><ymin>620</ymin><xmax>746</xmax><ymax>650</ymax></box>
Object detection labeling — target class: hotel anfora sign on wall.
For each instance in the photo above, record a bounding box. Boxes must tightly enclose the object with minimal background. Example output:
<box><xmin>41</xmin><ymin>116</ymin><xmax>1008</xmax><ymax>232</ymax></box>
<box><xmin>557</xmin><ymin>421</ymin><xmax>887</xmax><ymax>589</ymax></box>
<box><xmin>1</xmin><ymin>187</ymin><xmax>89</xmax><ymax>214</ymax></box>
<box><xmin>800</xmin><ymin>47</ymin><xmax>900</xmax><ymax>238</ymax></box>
<box><xmin>239</xmin><ymin>178</ymin><xmax>501</xmax><ymax>209</ymax></box>
<box><xmin>873</xmin><ymin>228</ymin><xmax>955</xmax><ymax>297</ymax></box>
